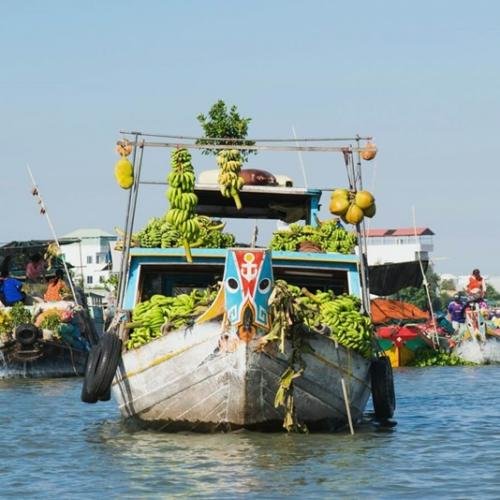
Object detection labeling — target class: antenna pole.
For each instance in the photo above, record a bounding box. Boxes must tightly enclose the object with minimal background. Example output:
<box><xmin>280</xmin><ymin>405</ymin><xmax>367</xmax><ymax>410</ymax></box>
<box><xmin>412</xmin><ymin>206</ymin><xmax>439</xmax><ymax>348</ymax></box>
<box><xmin>292</xmin><ymin>126</ymin><xmax>308</xmax><ymax>188</ymax></box>
<box><xmin>26</xmin><ymin>165</ymin><xmax>79</xmax><ymax>305</ymax></box>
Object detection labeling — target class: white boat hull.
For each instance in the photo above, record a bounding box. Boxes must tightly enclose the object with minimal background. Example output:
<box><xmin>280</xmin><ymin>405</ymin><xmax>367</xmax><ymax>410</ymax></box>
<box><xmin>113</xmin><ymin>321</ymin><xmax>371</xmax><ymax>431</ymax></box>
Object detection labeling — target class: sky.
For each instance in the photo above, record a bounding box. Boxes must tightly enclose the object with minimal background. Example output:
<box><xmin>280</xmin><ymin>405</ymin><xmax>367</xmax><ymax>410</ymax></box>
<box><xmin>1</xmin><ymin>0</ymin><xmax>499</xmax><ymax>276</ymax></box>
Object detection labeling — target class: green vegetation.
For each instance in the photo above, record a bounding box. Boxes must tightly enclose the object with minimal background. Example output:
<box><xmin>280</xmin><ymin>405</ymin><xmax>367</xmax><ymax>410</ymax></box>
<box><xmin>409</xmin><ymin>348</ymin><xmax>475</xmax><ymax>367</ymax></box>
<box><xmin>196</xmin><ymin>100</ymin><xmax>255</xmax><ymax>161</ymax></box>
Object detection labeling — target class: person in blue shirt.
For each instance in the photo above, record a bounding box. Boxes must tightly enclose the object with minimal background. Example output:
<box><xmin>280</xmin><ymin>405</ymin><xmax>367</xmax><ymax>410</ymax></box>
<box><xmin>447</xmin><ymin>294</ymin><xmax>465</xmax><ymax>333</ymax></box>
<box><xmin>0</xmin><ymin>269</ymin><xmax>25</xmax><ymax>306</ymax></box>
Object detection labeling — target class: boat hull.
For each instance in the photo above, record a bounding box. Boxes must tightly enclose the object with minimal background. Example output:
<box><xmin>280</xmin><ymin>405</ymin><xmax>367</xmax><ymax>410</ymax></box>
<box><xmin>113</xmin><ymin>322</ymin><xmax>371</xmax><ymax>432</ymax></box>
<box><xmin>0</xmin><ymin>340</ymin><xmax>88</xmax><ymax>378</ymax></box>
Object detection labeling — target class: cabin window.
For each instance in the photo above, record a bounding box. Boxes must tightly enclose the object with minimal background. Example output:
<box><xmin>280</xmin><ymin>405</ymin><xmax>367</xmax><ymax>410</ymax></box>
<box><xmin>87</xmin><ymin>256</ymin><xmax>93</xmax><ymax>264</ymax></box>
<box><xmin>273</xmin><ymin>267</ymin><xmax>350</xmax><ymax>295</ymax></box>
<box><xmin>87</xmin><ymin>276</ymin><xmax>93</xmax><ymax>284</ymax></box>
<box><xmin>138</xmin><ymin>265</ymin><xmax>224</xmax><ymax>302</ymax></box>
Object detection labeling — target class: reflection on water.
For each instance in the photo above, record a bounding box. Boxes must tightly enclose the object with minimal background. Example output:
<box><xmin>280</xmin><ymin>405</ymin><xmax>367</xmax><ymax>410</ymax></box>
<box><xmin>1</xmin><ymin>367</ymin><xmax>500</xmax><ymax>498</ymax></box>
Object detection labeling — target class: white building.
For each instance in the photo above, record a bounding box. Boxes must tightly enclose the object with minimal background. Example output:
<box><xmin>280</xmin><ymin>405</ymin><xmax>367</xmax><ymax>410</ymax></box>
<box><xmin>60</xmin><ymin>228</ymin><xmax>118</xmax><ymax>292</ymax></box>
<box><xmin>365</xmin><ymin>227</ymin><xmax>434</xmax><ymax>265</ymax></box>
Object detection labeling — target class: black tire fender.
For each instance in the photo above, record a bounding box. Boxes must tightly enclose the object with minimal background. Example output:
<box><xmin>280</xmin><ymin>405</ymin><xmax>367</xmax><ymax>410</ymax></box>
<box><xmin>83</xmin><ymin>333</ymin><xmax>122</xmax><ymax>402</ymax></box>
<box><xmin>81</xmin><ymin>345</ymin><xmax>101</xmax><ymax>403</ymax></box>
<box><xmin>370</xmin><ymin>356</ymin><xmax>396</xmax><ymax>421</ymax></box>
<box><xmin>15</xmin><ymin>324</ymin><xmax>42</xmax><ymax>346</ymax></box>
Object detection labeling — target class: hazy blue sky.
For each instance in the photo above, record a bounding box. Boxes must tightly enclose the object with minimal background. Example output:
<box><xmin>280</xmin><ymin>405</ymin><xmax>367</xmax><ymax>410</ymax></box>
<box><xmin>1</xmin><ymin>0</ymin><xmax>499</xmax><ymax>275</ymax></box>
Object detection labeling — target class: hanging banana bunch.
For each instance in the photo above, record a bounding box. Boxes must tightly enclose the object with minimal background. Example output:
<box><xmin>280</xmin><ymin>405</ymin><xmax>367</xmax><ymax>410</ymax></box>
<box><xmin>166</xmin><ymin>148</ymin><xmax>200</xmax><ymax>262</ymax></box>
<box><xmin>216</xmin><ymin>149</ymin><xmax>244</xmax><ymax>210</ymax></box>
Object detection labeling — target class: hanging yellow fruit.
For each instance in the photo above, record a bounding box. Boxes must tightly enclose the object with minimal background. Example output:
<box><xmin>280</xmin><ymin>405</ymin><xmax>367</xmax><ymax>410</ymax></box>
<box><xmin>363</xmin><ymin>203</ymin><xmax>376</xmax><ymax>218</ymax></box>
<box><xmin>114</xmin><ymin>157</ymin><xmax>134</xmax><ymax>189</ymax></box>
<box><xmin>329</xmin><ymin>195</ymin><xmax>350</xmax><ymax>215</ymax></box>
<box><xmin>361</xmin><ymin>142</ymin><xmax>377</xmax><ymax>161</ymax></box>
<box><xmin>331</xmin><ymin>188</ymin><xmax>350</xmax><ymax>200</ymax></box>
<box><xmin>354</xmin><ymin>190</ymin><xmax>375</xmax><ymax>210</ymax></box>
<box><xmin>343</xmin><ymin>203</ymin><xmax>365</xmax><ymax>225</ymax></box>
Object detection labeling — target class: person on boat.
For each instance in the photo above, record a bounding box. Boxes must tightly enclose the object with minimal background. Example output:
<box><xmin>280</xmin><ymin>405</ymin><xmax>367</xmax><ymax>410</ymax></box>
<box><xmin>465</xmin><ymin>269</ymin><xmax>486</xmax><ymax>301</ymax></box>
<box><xmin>447</xmin><ymin>294</ymin><xmax>465</xmax><ymax>334</ymax></box>
<box><xmin>0</xmin><ymin>268</ymin><xmax>26</xmax><ymax>306</ymax></box>
<box><xmin>44</xmin><ymin>269</ymin><xmax>69</xmax><ymax>302</ymax></box>
<box><xmin>25</xmin><ymin>253</ymin><xmax>46</xmax><ymax>283</ymax></box>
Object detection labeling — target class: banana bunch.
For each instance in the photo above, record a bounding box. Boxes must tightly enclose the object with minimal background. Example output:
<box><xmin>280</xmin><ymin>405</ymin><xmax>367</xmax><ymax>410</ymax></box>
<box><xmin>126</xmin><ymin>288</ymin><xmax>218</xmax><ymax>350</ymax></box>
<box><xmin>266</xmin><ymin>283</ymin><xmax>372</xmax><ymax>358</ymax></box>
<box><xmin>166</xmin><ymin>148</ymin><xmax>200</xmax><ymax>262</ymax></box>
<box><xmin>196</xmin><ymin>216</ymin><xmax>236</xmax><ymax>248</ymax></box>
<box><xmin>317</xmin><ymin>219</ymin><xmax>357</xmax><ymax>253</ymax></box>
<box><xmin>217</xmin><ymin>149</ymin><xmax>244</xmax><ymax>209</ymax></box>
<box><xmin>135</xmin><ymin>215</ymin><xmax>235</xmax><ymax>249</ymax></box>
<box><xmin>269</xmin><ymin>221</ymin><xmax>357</xmax><ymax>255</ymax></box>
<box><xmin>319</xmin><ymin>295</ymin><xmax>372</xmax><ymax>357</ymax></box>
<box><xmin>329</xmin><ymin>188</ymin><xmax>376</xmax><ymax>225</ymax></box>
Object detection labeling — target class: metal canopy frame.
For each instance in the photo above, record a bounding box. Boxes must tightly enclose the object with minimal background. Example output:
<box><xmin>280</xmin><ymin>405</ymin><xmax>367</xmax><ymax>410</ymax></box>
<box><xmin>115</xmin><ymin>131</ymin><xmax>374</xmax><ymax>315</ymax></box>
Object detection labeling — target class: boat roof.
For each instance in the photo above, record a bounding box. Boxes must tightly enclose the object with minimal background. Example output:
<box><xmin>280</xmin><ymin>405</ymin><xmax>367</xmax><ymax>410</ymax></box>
<box><xmin>193</xmin><ymin>184</ymin><xmax>322</xmax><ymax>222</ymax></box>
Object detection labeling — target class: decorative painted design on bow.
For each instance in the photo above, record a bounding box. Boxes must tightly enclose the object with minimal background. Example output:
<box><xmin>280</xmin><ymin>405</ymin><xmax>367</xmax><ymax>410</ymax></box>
<box><xmin>223</xmin><ymin>249</ymin><xmax>274</xmax><ymax>341</ymax></box>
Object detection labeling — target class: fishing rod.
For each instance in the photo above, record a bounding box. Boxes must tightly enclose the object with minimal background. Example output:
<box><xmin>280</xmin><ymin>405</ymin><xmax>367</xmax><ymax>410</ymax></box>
<box><xmin>26</xmin><ymin>165</ymin><xmax>79</xmax><ymax>305</ymax></box>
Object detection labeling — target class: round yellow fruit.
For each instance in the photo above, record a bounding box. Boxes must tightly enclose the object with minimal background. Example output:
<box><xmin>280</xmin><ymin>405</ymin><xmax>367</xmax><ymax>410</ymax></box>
<box><xmin>344</xmin><ymin>203</ymin><xmax>365</xmax><ymax>225</ymax></box>
<box><xmin>329</xmin><ymin>195</ymin><xmax>350</xmax><ymax>215</ymax></box>
<box><xmin>363</xmin><ymin>203</ymin><xmax>376</xmax><ymax>218</ymax></box>
<box><xmin>354</xmin><ymin>190</ymin><xmax>375</xmax><ymax>210</ymax></box>
<box><xmin>114</xmin><ymin>157</ymin><xmax>134</xmax><ymax>189</ymax></box>
<box><xmin>331</xmin><ymin>188</ymin><xmax>350</xmax><ymax>200</ymax></box>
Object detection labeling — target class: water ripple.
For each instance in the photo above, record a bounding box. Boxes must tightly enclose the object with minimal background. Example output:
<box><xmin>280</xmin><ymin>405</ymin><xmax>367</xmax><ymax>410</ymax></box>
<box><xmin>1</xmin><ymin>366</ymin><xmax>500</xmax><ymax>498</ymax></box>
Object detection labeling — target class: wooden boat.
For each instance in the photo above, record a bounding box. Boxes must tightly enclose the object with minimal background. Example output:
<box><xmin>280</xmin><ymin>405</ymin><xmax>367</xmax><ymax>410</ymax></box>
<box><xmin>0</xmin><ymin>240</ymin><xmax>98</xmax><ymax>378</ymax></box>
<box><xmin>372</xmin><ymin>298</ymin><xmax>453</xmax><ymax>367</ymax></box>
<box><xmin>453</xmin><ymin>301</ymin><xmax>500</xmax><ymax>363</ymax></box>
<box><xmin>83</xmin><ymin>133</ymin><xmax>395</xmax><ymax>432</ymax></box>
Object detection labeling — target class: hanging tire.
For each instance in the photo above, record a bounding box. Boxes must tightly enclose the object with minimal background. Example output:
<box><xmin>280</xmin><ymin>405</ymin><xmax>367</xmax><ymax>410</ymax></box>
<box><xmin>15</xmin><ymin>324</ymin><xmax>42</xmax><ymax>346</ymax></box>
<box><xmin>92</xmin><ymin>332</ymin><xmax>122</xmax><ymax>397</ymax></box>
<box><xmin>81</xmin><ymin>345</ymin><xmax>101</xmax><ymax>403</ymax></box>
<box><xmin>82</xmin><ymin>333</ymin><xmax>122</xmax><ymax>403</ymax></box>
<box><xmin>370</xmin><ymin>356</ymin><xmax>396</xmax><ymax>421</ymax></box>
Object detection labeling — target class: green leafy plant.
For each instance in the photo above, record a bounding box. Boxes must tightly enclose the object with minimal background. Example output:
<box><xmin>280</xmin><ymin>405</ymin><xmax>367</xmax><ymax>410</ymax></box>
<box><xmin>39</xmin><ymin>313</ymin><xmax>62</xmax><ymax>331</ymax></box>
<box><xmin>9</xmin><ymin>303</ymin><xmax>32</xmax><ymax>327</ymax></box>
<box><xmin>196</xmin><ymin>100</ymin><xmax>255</xmax><ymax>161</ymax></box>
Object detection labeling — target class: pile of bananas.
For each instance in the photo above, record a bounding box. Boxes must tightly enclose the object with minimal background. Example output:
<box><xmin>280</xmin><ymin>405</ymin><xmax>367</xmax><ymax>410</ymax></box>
<box><xmin>127</xmin><ymin>288</ymin><xmax>218</xmax><ymax>350</ymax></box>
<box><xmin>217</xmin><ymin>149</ymin><xmax>244</xmax><ymax>209</ymax></box>
<box><xmin>196</xmin><ymin>216</ymin><xmax>236</xmax><ymax>248</ymax></box>
<box><xmin>167</xmin><ymin>148</ymin><xmax>200</xmax><ymax>262</ymax></box>
<box><xmin>269</xmin><ymin>220</ymin><xmax>357</xmax><ymax>254</ymax></box>
<box><xmin>329</xmin><ymin>189</ymin><xmax>376</xmax><ymax>225</ymax></box>
<box><xmin>134</xmin><ymin>215</ymin><xmax>235</xmax><ymax>249</ymax></box>
<box><xmin>267</xmin><ymin>283</ymin><xmax>373</xmax><ymax>358</ymax></box>
<box><xmin>316</xmin><ymin>219</ymin><xmax>358</xmax><ymax>253</ymax></box>
<box><xmin>135</xmin><ymin>216</ymin><xmax>181</xmax><ymax>248</ymax></box>
<box><xmin>318</xmin><ymin>294</ymin><xmax>372</xmax><ymax>358</ymax></box>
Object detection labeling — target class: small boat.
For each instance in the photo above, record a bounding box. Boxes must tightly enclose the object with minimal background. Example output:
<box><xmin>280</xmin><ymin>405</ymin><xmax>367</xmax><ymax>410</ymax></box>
<box><xmin>82</xmin><ymin>132</ymin><xmax>395</xmax><ymax>431</ymax></box>
<box><xmin>0</xmin><ymin>240</ymin><xmax>98</xmax><ymax>378</ymax></box>
<box><xmin>372</xmin><ymin>298</ymin><xmax>453</xmax><ymax>367</ymax></box>
<box><xmin>453</xmin><ymin>301</ymin><xmax>500</xmax><ymax>363</ymax></box>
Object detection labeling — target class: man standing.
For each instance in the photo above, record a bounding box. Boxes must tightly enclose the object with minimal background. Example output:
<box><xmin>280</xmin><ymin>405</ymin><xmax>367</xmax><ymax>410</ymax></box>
<box><xmin>447</xmin><ymin>294</ymin><xmax>465</xmax><ymax>333</ymax></box>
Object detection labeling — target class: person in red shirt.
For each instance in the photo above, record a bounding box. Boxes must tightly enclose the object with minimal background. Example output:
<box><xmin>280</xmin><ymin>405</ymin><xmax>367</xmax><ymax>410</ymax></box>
<box><xmin>466</xmin><ymin>268</ymin><xmax>486</xmax><ymax>300</ymax></box>
<box><xmin>25</xmin><ymin>253</ymin><xmax>46</xmax><ymax>283</ymax></box>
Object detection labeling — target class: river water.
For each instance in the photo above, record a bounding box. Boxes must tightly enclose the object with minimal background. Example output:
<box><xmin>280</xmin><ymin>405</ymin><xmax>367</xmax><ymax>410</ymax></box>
<box><xmin>1</xmin><ymin>366</ymin><xmax>499</xmax><ymax>499</ymax></box>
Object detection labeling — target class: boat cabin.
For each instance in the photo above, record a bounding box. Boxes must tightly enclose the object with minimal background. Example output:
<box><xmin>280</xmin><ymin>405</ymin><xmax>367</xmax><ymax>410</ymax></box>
<box><xmin>123</xmin><ymin>185</ymin><xmax>361</xmax><ymax>309</ymax></box>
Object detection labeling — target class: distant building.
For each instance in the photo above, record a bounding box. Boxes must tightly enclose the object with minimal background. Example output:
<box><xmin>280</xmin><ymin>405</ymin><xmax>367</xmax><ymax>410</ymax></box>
<box><xmin>365</xmin><ymin>227</ymin><xmax>434</xmax><ymax>265</ymax></box>
<box><xmin>60</xmin><ymin>228</ymin><xmax>118</xmax><ymax>293</ymax></box>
